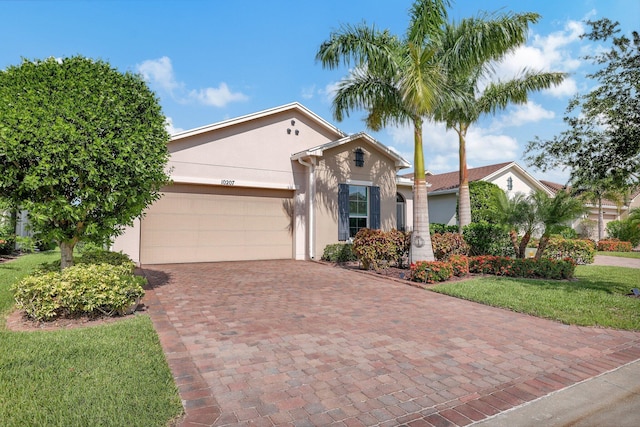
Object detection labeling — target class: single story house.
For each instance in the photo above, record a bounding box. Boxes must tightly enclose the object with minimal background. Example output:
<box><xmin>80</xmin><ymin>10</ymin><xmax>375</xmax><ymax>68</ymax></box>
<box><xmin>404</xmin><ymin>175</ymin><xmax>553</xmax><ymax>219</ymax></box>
<box><xmin>397</xmin><ymin>161</ymin><xmax>554</xmax><ymax>228</ymax></box>
<box><xmin>113</xmin><ymin>103</ymin><xmax>411</xmax><ymax>264</ymax></box>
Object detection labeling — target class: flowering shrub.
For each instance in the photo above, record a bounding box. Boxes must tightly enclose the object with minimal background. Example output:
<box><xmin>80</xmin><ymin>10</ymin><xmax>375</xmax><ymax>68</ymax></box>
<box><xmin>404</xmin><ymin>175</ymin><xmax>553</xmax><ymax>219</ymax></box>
<box><xmin>542</xmin><ymin>237</ymin><xmax>595</xmax><ymax>264</ymax></box>
<box><xmin>352</xmin><ymin>228</ymin><xmax>410</xmax><ymax>270</ymax></box>
<box><xmin>469</xmin><ymin>256</ymin><xmax>576</xmax><ymax>280</ymax></box>
<box><xmin>410</xmin><ymin>260</ymin><xmax>453</xmax><ymax>284</ymax></box>
<box><xmin>597</xmin><ymin>239</ymin><xmax>633</xmax><ymax>252</ymax></box>
<box><xmin>12</xmin><ymin>262</ymin><xmax>145</xmax><ymax>321</ymax></box>
<box><xmin>431</xmin><ymin>232</ymin><xmax>469</xmax><ymax>261</ymax></box>
<box><xmin>448</xmin><ymin>254</ymin><xmax>469</xmax><ymax>277</ymax></box>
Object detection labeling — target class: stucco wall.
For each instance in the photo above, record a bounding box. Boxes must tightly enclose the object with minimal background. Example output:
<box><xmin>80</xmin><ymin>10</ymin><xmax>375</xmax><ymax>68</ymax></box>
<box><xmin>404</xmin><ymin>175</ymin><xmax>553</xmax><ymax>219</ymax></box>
<box><xmin>428</xmin><ymin>193</ymin><xmax>458</xmax><ymax>226</ymax></box>
<box><xmin>313</xmin><ymin>138</ymin><xmax>398</xmax><ymax>258</ymax></box>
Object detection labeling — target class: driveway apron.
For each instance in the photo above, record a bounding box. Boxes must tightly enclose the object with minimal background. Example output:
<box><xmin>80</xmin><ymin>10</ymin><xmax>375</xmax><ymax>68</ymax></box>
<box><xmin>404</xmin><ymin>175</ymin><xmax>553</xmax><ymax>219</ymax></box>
<box><xmin>141</xmin><ymin>260</ymin><xmax>640</xmax><ymax>427</ymax></box>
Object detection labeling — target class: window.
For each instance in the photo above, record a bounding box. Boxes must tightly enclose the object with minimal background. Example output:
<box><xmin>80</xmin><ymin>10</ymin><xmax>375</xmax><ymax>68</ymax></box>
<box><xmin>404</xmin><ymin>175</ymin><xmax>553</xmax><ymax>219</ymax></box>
<box><xmin>354</xmin><ymin>148</ymin><xmax>365</xmax><ymax>167</ymax></box>
<box><xmin>396</xmin><ymin>193</ymin><xmax>406</xmax><ymax>231</ymax></box>
<box><xmin>507</xmin><ymin>177</ymin><xmax>513</xmax><ymax>191</ymax></box>
<box><xmin>338</xmin><ymin>184</ymin><xmax>380</xmax><ymax>240</ymax></box>
<box><xmin>349</xmin><ymin>185</ymin><xmax>368</xmax><ymax>237</ymax></box>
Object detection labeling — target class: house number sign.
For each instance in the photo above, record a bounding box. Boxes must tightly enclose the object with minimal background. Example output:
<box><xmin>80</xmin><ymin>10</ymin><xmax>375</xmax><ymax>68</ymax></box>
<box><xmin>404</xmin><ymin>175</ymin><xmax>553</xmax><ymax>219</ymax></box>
<box><xmin>221</xmin><ymin>179</ymin><xmax>235</xmax><ymax>186</ymax></box>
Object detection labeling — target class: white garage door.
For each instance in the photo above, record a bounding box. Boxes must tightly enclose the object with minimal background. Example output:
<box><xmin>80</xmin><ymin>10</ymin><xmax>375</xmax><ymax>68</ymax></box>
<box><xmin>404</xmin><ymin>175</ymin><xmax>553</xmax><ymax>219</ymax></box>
<box><xmin>140</xmin><ymin>184</ymin><xmax>293</xmax><ymax>264</ymax></box>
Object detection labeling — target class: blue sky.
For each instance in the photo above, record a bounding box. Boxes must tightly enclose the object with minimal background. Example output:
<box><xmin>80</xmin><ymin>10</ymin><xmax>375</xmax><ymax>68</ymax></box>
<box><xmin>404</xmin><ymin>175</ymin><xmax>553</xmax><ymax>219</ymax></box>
<box><xmin>2</xmin><ymin>0</ymin><xmax>639</xmax><ymax>184</ymax></box>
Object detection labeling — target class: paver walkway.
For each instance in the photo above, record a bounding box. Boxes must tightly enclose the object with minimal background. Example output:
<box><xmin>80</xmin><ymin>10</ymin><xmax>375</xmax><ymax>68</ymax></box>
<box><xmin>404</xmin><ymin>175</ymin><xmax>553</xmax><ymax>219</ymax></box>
<box><xmin>141</xmin><ymin>260</ymin><xmax>640</xmax><ymax>427</ymax></box>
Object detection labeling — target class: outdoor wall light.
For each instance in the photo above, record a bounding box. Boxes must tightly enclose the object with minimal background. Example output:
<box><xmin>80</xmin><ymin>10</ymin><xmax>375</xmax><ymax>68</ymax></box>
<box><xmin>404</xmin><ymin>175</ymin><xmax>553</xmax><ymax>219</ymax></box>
<box><xmin>295</xmin><ymin>130</ymin><xmax>299</xmax><ymax>135</ymax></box>
<box><xmin>287</xmin><ymin>128</ymin><xmax>291</xmax><ymax>134</ymax></box>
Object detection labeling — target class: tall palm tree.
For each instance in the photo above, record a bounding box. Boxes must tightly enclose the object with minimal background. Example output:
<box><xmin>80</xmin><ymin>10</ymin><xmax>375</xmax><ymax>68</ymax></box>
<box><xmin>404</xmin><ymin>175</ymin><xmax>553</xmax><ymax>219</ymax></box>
<box><xmin>317</xmin><ymin>0</ymin><xmax>555</xmax><ymax>262</ymax></box>
<box><xmin>573</xmin><ymin>177</ymin><xmax>630</xmax><ymax>241</ymax></box>
<box><xmin>434</xmin><ymin>14</ymin><xmax>566</xmax><ymax>231</ymax></box>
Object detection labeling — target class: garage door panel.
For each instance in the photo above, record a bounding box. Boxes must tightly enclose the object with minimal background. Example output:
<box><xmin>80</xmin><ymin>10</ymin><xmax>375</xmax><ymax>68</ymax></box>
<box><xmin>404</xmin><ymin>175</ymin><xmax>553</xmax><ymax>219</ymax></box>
<box><xmin>140</xmin><ymin>185</ymin><xmax>293</xmax><ymax>264</ymax></box>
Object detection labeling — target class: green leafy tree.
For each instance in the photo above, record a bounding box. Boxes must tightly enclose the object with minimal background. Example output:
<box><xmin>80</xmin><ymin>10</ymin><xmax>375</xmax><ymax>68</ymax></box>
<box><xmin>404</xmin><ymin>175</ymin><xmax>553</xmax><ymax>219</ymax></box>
<box><xmin>435</xmin><ymin>13</ymin><xmax>566</xmax><ymax>231</ymax></box>
<box><xmin>463</xmin><ymin>181</ymin><xmax>505</xmax><ymax>224</ymax></box>
<box><xmin>526</xmin><ymin>19</ymin><xmax>640</xmax><ymax>187</ymax></box>
<box><xmin>572</xmin><ymin>177</ymin><xmax>630</xmax><ymax>241</ymax></box>
<box><xmin>0</xmin><ymin>56</ymin><xmax>171</xmax><ymax>269</ymax></box>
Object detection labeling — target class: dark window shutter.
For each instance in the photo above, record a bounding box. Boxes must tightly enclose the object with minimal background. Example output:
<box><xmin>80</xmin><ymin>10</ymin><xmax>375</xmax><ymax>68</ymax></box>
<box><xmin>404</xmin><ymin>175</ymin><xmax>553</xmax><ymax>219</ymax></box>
<box><xmin>338</xmin><ymin>183</ymin><xmax>349</xmax><ymax>241</ymax></box>
<box><xmin>370</xmin><ymin>186</ymin><xmax>380</xmax><ymax>229</ymax></box>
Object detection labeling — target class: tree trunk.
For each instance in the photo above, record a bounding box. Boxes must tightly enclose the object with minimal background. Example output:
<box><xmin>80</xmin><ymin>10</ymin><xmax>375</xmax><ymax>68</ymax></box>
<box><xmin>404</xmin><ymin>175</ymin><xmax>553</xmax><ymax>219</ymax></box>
<box><xmin>509</xmin><ymin>229</ymin><xmax>520</xmax><ymax>257</ymax></box>
<box><xmin>457</xmin><ymin>126</ymin><xmax>471</xmax><ymax>231</ymax></box>
<box><xmin>518</xmin><ymin>231</ymin><xmax>532</xmax><ymax>259</ymax></box>
<box><xmin>535</xmin><ymin>235</ymin><xmax>550</xmax><ymax>260</ymax></box>
<box><xmin>59</xmin><ymin>240</ymin><xmax>76</xmax><ymax>270</ymax></box>
<box><xmin>597</xmin><ymin>197</ymin><xmax>604</xmax><ymax>241</ymax></box>
<box><xmin>409</xmin><ymin>118</ymin><xmax>435</xmax><ymax>263</ymax></box>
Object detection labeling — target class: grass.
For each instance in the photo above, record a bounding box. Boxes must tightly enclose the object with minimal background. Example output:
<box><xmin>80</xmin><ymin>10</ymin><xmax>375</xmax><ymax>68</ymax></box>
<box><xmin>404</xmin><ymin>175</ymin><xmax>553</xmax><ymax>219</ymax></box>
<box><xmin>597</xmin><ymin>251</ymin><xmax>640</xmax><ymax>259</ymax></box>
<box><xmin>0</xmin><ymin>252</ymin><xmax>183</xmax><ymax>427</ymax></box>
<box><xmin>432</xmin><ymin>265</ymin><xmax>640</xmax><ymax>330</ymax></box>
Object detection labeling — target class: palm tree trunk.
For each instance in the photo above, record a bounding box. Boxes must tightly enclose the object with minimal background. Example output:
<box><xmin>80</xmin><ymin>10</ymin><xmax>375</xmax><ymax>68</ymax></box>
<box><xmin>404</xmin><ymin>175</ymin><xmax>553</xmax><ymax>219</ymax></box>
<box><xmin>457</xmin><ymin>126</ymin><xmax>471</xmax><ymax>231</ymax></box>
<box><xmin>518</xmin><ymin>231</ymin><xmax>532</xmax><ymax>259</ymax></box>
<box><xmin>410</xmin><ymin>118</ymin><xmax>435</xmax><ymax>263</ymax></box>
<box><xmin>597</xmin><ymin>197</ymin><xmax>604</xmax><ymax>241</ymax></box>
<box><xmin>535</xmin><ymin>235</ymin><xmax>550</xmax><ymax>260</ymax></box>
<box><xmin>509</xmin><ymin>229</ymin><xmax>520</xmax><ymax>256</ymax></box>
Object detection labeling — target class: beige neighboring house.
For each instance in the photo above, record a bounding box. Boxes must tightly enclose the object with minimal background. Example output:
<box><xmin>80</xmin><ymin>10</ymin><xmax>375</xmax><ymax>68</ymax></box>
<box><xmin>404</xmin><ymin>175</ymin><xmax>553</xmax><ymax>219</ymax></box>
<box><xmin>540</xmin><ymin>180</ymin><xmax>640</xmax><ymax>238</ymax></box>
<box><xmin>397</xmin><ymin>161</ymin><xmax>553</xmax><ymax>228</ymax></box>
<box><xmin>112</xmin><ymin>103</ymin><xmax>411</xmax><ymax>265</ymax></box>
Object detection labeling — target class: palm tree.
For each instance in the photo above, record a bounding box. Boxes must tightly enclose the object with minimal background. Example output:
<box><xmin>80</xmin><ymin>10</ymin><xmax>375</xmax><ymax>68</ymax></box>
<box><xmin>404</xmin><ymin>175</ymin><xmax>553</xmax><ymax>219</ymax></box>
<box><xmin>573</xmin><ymin>177</ymin><xmax>630</xmax><ymax>241</ymax></box>
<box><xmin>317</xmin><ymin>0</ymin><xmax>557</xmax><ymax>262</ymax></box>
<box><xmin>532</xmin><ymin>189</ymin><xmax>586</xmax><ymax>259</ymax></box>
<box><xmin>493</xmin><ymin>191</ymin><xmax>537</xmax><ymax>258</ymax></box>
<box><xmin>434</xmin><ymin>14</ymin><xmax>566</xmax><ymax>231</ymax></box>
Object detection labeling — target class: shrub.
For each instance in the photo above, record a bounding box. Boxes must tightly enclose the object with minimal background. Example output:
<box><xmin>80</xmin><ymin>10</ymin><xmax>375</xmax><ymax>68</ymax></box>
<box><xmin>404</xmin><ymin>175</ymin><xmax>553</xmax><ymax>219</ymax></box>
<box><xmin>352</xmin><ymin>228</ymin><xmax>409</xmax><ymax>270</ymax></box>
<box><xmin>542</xmin><ymin>238</ymin><xmax>596</xmax><ymax>264</ymax></box>
<box><xmin>12</xmin><ymin>263</ymin><xmax>145</xmax><ymax>321</ymax></box>
<box><xmin>431</xmin><ymin>232</ymin><xmax>469</xmax><ymax>261</ymax></box>
<box><xmin>606</xmin><ymin>218</ymin><xmax>640</xmax><ymax>247</ymax></box>
<box><xmin>597</xmin><ymin>239</ymin><xmax>633</xmax><ymax>252</ymax></box>
<box><xmin>463</xmin><ymin>222</ymin><xmax>514</xmax><ymax>257</ymax></box>
<box><xmin>0</xmin><ymin>237</ymin><xmax>14</xmax><ymax>255</ymax></box>
<box><xmin>430</xmin><ymin>223</ymin><xmax>459</xmax><ymax>234</ymax></box>
<box><xmin>410</xmin><ymin>260</ymin><xmax>453</xmax><ymax>284</ymax></box>
<box><xmin>37</xmin><ymin>249</ymin><xmax>133</xmax><ymax>273</ymax></box>
<box><xmin>321</xmin><ymin>243</ymin><xmax>357</xmax><ymax>262</ymax></box>
<box><xmin>553</xmin><ymin>226</ymin><xmax>578</xmax><ymax>239</ymax></box>
<box><xmin>15</xmin><ymin>236</ymin><xmax>36</xmax><ymax>253</ymax></box>
<box><xmin>448</xmin><ymin>254</ymin><xmax>469</xmax><ymax>277</ymax></box>
<box><xmin>469</xmin><ymin>256</ymin><xmax>576</xmax><ymax>279</ymax></box>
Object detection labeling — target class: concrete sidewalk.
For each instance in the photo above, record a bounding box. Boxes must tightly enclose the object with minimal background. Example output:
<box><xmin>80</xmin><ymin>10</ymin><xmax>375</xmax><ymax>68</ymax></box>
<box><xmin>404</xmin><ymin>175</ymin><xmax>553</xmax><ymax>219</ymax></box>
<box><xmin>473</xmin><ymin>359</ymin><xmax>640</xmax><ymax>426</ymax></box>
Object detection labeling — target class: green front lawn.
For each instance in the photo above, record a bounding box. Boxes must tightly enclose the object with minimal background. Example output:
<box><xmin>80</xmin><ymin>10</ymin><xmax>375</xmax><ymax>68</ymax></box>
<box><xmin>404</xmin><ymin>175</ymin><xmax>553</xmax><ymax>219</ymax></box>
<box><xmin>0</xmin><ymin>253</ymin><xmax>183</xmax><ymax>427</ymax></box>
<box><xmin>432</xmin><ymin>265</ymin><xmax>640</xmax><ymax>330</ymax></box>
<box><xmin>597</xmin><ymin>251</ymin><xmax>640</xmax><ymax>259</ymax></box>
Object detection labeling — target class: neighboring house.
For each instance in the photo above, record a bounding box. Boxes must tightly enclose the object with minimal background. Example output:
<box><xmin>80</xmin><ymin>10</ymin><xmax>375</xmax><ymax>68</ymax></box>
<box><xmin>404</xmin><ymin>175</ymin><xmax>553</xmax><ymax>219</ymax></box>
<box><xmin>112</xmin><ymin>103</ymin><xmax>411</xmax><ymax>265</ymax></box>
<box><xmin>540</xmin><ymin>180</ymin><xmax>640</xmax><ymax>238</ymax></box>
<box><xmin>397</xmin><ymin>161</ymin><xmax>553</xmax><ymax>228</ymax></box>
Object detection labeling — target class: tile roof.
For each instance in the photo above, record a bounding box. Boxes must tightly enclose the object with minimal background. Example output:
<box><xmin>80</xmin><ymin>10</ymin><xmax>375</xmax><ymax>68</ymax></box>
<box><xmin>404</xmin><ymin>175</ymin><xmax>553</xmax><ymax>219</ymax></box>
<box><xmin>401</xmin><ymin>161</ymin><xmax>513</xmax><ymax>192</ymax></box>
<box><xmin>541</xmin><ymin>179</ymin><xmax>640</xmax><ymax>208</ymax></box>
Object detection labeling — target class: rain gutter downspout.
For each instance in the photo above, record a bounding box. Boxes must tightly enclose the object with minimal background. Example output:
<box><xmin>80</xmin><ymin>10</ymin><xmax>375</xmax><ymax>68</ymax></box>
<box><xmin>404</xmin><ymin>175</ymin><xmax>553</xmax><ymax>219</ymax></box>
<box><xmin>297</xmin><ymin>157</ymin><xmax>316</xmax><ymax>259</ymax></box>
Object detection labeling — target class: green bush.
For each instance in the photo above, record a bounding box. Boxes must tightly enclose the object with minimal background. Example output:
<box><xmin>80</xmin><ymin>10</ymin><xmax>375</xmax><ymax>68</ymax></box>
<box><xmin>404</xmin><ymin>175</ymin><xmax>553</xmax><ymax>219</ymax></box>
<box><xmin>38</xmin><ymin>249</ymin><xmax>133</xmax><ymax>273</ymax></box>
<box><xmin>597</xmin><ymin>239</ymin><xmax>633</xmax><ymax>252</ymax></box>
<box><xmin>0</xmin><ymin>224</ymin><xmax>14</xmax><ymax>255</ymax></box>
<box><xmin>12</xmin><ymin>263</ymin><xmax>145</xmax><ymax>321</ymax></box>
<box><xmin>448</xmin><ymin>254</ymin><xmax>469</xmax><ymax>277</ymax></box>
<box><xmin>542</xmin><ymin>237</ymin><xmax>595</xmax><ymax>264</ymax></box>
<box><xmin>606</xmin><ymin>219</ymin><xmax>640</xmax><ymax>247</ymax></box>
<box><xmin>431</xmin><ymin>232</ymin><xmax>469</xmax><ymax>261</ymax></box>
<box><xmin>321</xmin><ymin>243</ymin><xmax>357</xmax><ymax>262</ymax></box>
<box><xmin>468</xmin><ymin>255</ymin><xmax>576</xmax><ymax>280</ymax></box>
<box><xmin>463</xmin><ymin>221</ymin><xmax>514</xmax><ymax>257</ymax></box>
<box><xmin>15</xmin><ymin>236</ymin><xmax>36</xmax><ymax>253</ymax></box>
<box><xmin>409</xmin><ymin>260</ymin><xmax>453</xmax><ymax>284</ymax></box>
<box><xmin>553</xmin><ymin>226</ymin><xmax>578</xmax><ymax>239</ymax></box>
<box><xmin>352</xmin><ymin>228</ymin><xmax>410</xmax><ymax>270</ymax></box>
<box><xmin>429</xmin><ymin>223</ymin><xmax>459</xmax><ymax>234</ymax></box>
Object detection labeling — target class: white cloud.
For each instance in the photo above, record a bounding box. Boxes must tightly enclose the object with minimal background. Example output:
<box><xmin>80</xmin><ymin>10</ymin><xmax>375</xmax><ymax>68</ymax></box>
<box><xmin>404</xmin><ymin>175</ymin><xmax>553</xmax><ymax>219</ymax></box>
<box><xmin>137</xmin><ymin>56</ymin><xmax>182</xmax><ymax>93</ymax></box>
<box><xmin>165</xmin><ymin>117</ymin><xmax>184</xmax><ymax>135</ymax></box>
<box><xmin>188</xmin><ymin>83</ymin><xmax>248</xmax><ymax>107</ymax></box>
<box><xmin>494</xmin><ymin>102</ymin><xmax>555</xmax><ymax>128</ymax></box>
<box><xmin>301</xmin><ymin>84</ymin><xmax>316</xmax><ymax>99</ymax></box>
<box><xmin>320</xmin><ymin>81</ymin><xmax>340</xmax><ymax>104</ymax></box>
<box><xmin>136</xmin><ymin>56</ymin><xmax>248</xmax><ymax>108</ymax></box>
<box><xmin>545</xmin><ymin>77</ymin><xmax>578</xmax><ymax>97</ymax></box>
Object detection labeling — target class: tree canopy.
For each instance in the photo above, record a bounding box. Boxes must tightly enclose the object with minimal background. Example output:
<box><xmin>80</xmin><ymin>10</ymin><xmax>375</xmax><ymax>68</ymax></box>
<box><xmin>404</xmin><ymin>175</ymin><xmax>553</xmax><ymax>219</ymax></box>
<box><xmin>0</xmin><ymin>56</ymin><xmax>171</xmax><ymax>268</ymax></box>
<box><xmin>526</xmin><ymin>19</ymin><xmax>640</xmax><ymax>187</ymax></box>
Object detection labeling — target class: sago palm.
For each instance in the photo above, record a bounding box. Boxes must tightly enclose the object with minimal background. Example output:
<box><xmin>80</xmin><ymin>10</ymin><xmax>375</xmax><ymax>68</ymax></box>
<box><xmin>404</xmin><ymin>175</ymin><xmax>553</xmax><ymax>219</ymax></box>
<box><xmin>434</xmin><ymin>13</ymin><xmax>566</xmax><ymax>231</ymax></box>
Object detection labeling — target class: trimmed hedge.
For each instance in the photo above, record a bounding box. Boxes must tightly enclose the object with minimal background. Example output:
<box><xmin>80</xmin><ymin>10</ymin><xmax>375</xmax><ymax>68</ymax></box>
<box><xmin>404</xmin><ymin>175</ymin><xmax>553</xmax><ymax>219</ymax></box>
<box><xmin>449</xmin><ymin>254</ymin><xmax>470</xmax><ymax>277</ymax></box>
<box><xmin>410</xmin><ymin>261</ymin><xmax>453</xmax><ymax>284</ymax></box>
<box><xmin>469</xmin><ymin>255</ymin><xmax>576</xmax><ymax>280</ymax></box>
<box><xmin>542</xmin><ymin>237</ymin><xmax>595</xmax><ymax>265</ymax></box>
<box><xmin>597</xmin><ymin>239</ymin><xmax>633</xmax><ymax>252</ymax></box>
<box><xmin>12</xmin><ymin>262</ymin><xmax>145</xmax><ymax>321</ymax></box>
<box><xmin>431</xmin><ymin>232</ymin><xmax>469</xmax><ymax>261</ymax></box>
<box><xmin>430</xmin><ymin>223</ymin><xmax>459</xmax><ymax>234</ymax></box>
<box><xmin>38</xmin><ymin>249</ymin><xmax>134</xmax><ymax>273</ymax></box>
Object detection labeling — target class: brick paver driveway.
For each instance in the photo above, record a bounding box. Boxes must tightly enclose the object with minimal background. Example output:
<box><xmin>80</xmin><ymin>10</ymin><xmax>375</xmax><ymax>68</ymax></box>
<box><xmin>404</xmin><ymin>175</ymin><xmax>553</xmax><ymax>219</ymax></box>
<box><xmin>141</xmin><ymin>260</ymin><xmax>640</xmax><ymax>427</ymax></box>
